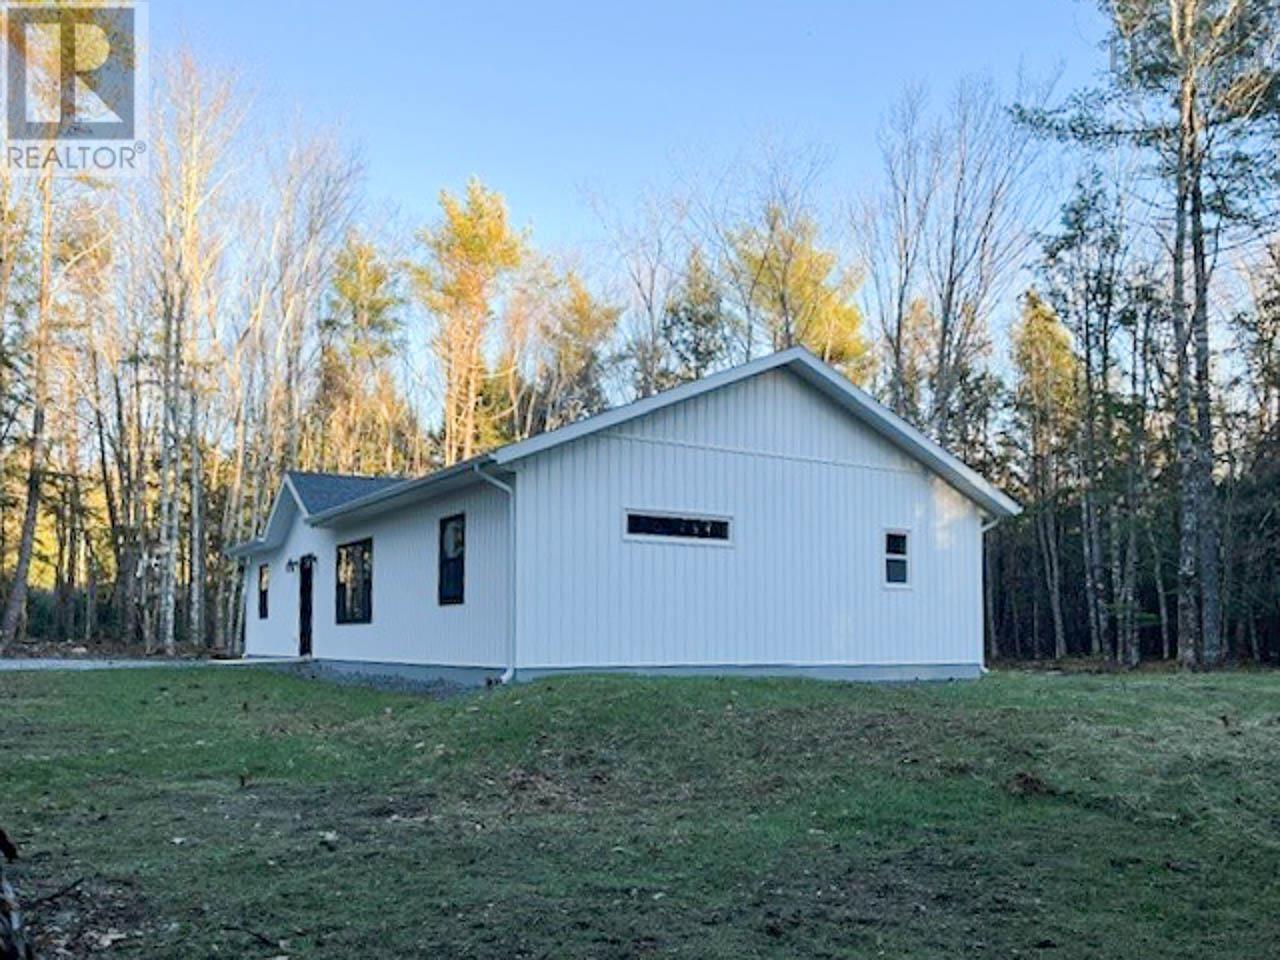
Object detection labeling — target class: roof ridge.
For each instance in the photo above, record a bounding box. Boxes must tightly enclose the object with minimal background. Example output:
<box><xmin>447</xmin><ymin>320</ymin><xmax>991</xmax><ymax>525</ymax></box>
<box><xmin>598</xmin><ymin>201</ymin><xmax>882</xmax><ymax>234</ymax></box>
<box><xmin>307</xmin><ymin>348</ymin><xmax>1020</xmax><ymax>526</ymax></box>
<box><xmin>287</xmin><ymin>469</ymin><xmax>404</xmax><ymax>481</ymax></box>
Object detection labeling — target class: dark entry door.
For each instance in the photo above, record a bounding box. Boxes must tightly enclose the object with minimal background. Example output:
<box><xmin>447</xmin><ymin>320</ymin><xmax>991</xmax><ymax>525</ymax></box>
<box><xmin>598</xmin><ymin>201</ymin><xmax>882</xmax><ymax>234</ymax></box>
<box><xmin>298</xmin><ymin>555</ymin><xmax>315</xmax><ymax>657</ymax></box>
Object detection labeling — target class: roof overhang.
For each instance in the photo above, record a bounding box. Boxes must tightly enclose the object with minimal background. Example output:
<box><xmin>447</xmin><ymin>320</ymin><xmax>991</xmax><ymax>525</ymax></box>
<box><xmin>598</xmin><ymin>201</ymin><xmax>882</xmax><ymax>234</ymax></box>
<box><xmin>781</xmin><ymin>353</ymin><xmax>1022</xmax><ymax>519</ymax></box>
<box><xmin>231</xmin><ymin>348</ymin><xmax>1020</xmax><ymax>538</ymax></box>
<box><xmin>489</xmin><ymin>348</ymin><xmax>1021</xmax><ymax>519</ymax></box>
<box><xmin>225</xmin><ymin>538</ymin><xmax>267</xmax><ymax>560</ymax></box>
<box><xmin>224</xmin><ymin>482</ymin><xmax>307</xmax><ymax>558</ymax></box>
<box><xmin>307</xmin><ymin>457</ymin><xmax>506</xmax><ymax>527</ymax></box>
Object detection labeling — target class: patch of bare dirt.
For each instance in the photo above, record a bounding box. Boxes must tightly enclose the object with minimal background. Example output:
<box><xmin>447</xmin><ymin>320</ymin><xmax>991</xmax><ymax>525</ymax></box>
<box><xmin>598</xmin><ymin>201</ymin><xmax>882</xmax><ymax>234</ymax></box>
<box><xmin>502</xmin><ymin>767</ymin><xmax>585</xmax><ymax>811</ymax></box>
<box><xmin>19</xmin><ymin>873</ymin><xmax>156</xmax><ymax>958</ymax></box>
<box><xmin>1006</xmin><ymin>771</ymin><xmax>1058</xmax><ymax>797</ymax></box>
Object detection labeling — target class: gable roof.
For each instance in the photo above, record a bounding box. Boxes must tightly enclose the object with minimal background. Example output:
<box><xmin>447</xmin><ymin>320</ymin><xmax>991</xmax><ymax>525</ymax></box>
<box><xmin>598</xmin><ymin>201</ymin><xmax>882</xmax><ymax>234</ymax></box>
<box><xmin>304</xmin><ymin>348</ymin><xmax>1020</xmax><ymax>528</ymax></box>
<box><xmin>226</xmin><ymin>471</ymin><xmax>405</xmax><ymax>557</ymax></box>
<box><xmin>286</xmin><ymin>472</ymin><xmax>404</xmax><ymax>515</ymax></box>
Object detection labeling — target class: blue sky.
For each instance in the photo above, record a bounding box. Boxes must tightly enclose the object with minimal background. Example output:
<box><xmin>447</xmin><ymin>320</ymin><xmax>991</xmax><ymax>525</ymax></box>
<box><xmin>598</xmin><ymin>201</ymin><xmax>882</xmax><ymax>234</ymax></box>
<box><xmin>154</xmin><ymin>1</ymin><xmax>1111</xmax><ymax>249</ymax></box>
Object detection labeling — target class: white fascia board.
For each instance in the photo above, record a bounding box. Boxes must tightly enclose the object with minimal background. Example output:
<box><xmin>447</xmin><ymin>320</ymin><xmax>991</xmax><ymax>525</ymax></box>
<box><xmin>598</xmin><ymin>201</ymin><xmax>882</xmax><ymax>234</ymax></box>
<box><xmin>491</xmin><ymin>347</ymin><xmax>1021</xmax><ymax>519</ymax></box>
<box><xmin>224</xmin><ymin>482</ymin><xmax>307</xmax><ymax>558</ymax></box>
<box><xmin>294</xmin><ymin>347</ymin><xmax>1021</xmax><ymax>527</ymax></box>
<box><xmin>784</xmin><ymin>355</ymin><xmax>1023</xmax><ymax>519</ymax></box>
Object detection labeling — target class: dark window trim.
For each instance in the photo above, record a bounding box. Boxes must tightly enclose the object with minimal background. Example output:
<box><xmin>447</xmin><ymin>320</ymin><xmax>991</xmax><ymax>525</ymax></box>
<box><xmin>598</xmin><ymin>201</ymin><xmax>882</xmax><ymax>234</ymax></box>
<box><xmin>438</xmin><ymin>514</ymin><xmax>466</xmax><ymax>606</ymax></box>
<box><xmin>336</xmin><ymin>537</ymin><xmax>374</xmax><ymax>624</ymax></box>
<box><xmin>624</xmin><ymin>510</ymin><xmax>733</xmax><ymax>545</ymax></box>
<box><xmin>257</xmin><ymin>564</ymin><xmax>269</xmax><ymax>619</ymax></box>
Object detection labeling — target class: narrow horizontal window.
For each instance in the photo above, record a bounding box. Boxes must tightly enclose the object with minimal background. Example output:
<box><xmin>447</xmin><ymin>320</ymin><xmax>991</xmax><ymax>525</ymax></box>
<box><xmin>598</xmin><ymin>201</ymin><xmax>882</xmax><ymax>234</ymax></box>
<box><xmin>627</xmin><ymin>513</ymin><xmax>730</xmax><ymax>542</ymax></box>
<box><xmin>336</xmin><ymin>538</ymin><xmax>373</xmax><ymax>624</ymax></box>
<box><xmin>885</xmin><ymin>531</ymin><xmax>910</xmax><ymax>586</ymax></box>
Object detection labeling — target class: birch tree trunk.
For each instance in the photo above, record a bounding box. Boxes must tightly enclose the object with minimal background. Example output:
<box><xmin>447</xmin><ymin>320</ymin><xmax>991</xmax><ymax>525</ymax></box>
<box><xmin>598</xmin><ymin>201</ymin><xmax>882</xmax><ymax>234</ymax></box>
<box><xmin>1172</xmin><ymin>62</ymin><xmax>1202</xmax><ymax>669</ymax></box>
<box><xmin>156</xmin><ymin>281</ymin><xmax>182</xmax><ymax>656</ymax></box>
<box><xmin>0</xmin><ymin>172</ymin><xmax>54</xmax><ymax>652</ymax></box>
<box><xmin>1189</xmin><ymin>167</ymin><xmax>1222</xmax><ymax>665</ymax></box>
<box><xmin>1035</xmin><ymin>503</ymin><xmax>1067</xmax><ymax>660</ymax></box>
<box><xmin>1080</xmin><ymin>490</ymin><xmax>1104</xmax><ymax>657</ymax></box>
<box><xmin>984</xmin><ymin>529</ymin><xmax>999</xmax><ymax>661</ymax></box>
<box><xmin>187</xmin><ymin>389</ymin><xmax>205</xmax><ymax>648</ymax></box>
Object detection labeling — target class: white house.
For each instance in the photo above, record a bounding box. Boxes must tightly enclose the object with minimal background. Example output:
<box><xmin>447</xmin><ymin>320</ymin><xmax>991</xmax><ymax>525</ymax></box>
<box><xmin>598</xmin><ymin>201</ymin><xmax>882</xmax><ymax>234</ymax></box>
<box><xmin>229</xmin><ymin>348</ymin><xmax>1020</xmax><ymax>684</ymax></box>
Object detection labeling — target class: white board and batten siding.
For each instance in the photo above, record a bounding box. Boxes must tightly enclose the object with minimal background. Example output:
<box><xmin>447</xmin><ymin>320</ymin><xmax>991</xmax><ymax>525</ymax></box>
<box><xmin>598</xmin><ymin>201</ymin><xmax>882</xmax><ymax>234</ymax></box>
<box><xmin>236</xmin><ymin>350</ymin><xmax>1012</xmax><ymax>682</ymax></box>
<box><xmin>243</xmin><ymin>484</ymin><xmax>510</xmax><ymax>668</ymax></box>
<box><xmin>514</xmin><ymin>368</ymin><xmax>985</xmax><ymax>674</ymax></box>
<box><xmin>242</xmin><ymin>495</ymin><xmax>326</xmax><ymax>659</ymax></box>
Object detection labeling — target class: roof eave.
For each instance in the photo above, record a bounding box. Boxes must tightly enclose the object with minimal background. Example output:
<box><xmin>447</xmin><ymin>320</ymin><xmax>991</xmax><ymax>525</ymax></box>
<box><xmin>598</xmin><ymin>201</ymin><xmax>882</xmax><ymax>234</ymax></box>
<box><xmin>490</xmin><ymin>349</ymin><xmax>809</xmax><ymax>467</ymax></box>
<box><xmin>225</xmin><ymin>538</ymin><xmax>267</xmax><ymax>559</ymax></box>
<box><xmin>224</xmin><ymin>483</ymin><xmax>307</xmax><ymax>559</ymax></box>
<box><xmin>308</xmin><ymin>455</ymin><xmax>496</xmax><ymax>526</ymax></box>
<box><xmin>783</xmin><ymin>353</ymin><xmax>1022</xmax><ymax>519</ymax></box>
<box><xmin>255</xmin><ymin>347</ymin><xmax>1022</xmax><ymax>529</ymax></box>
<box><xmin>281</xmin><ymin>473</ymin><xmax>313</xmax><ymax>519</ymax></box>
<box><xmin>493</xmin><ymin>346</ymin><xmax>1021</xmax><ymax>519</ymax></box>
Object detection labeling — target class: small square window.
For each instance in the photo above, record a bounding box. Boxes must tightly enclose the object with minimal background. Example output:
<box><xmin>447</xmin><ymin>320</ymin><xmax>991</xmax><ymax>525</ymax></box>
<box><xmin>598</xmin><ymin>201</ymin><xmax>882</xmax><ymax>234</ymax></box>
<box><xmin>885</xmin><ymin>532</ymin><xmax>910</xmax><ymax>586</ymax></box>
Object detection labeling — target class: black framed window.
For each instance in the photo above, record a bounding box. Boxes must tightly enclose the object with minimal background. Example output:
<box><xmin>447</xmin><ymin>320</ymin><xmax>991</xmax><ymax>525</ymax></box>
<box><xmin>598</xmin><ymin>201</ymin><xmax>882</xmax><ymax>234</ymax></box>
<box><xmin>336</xmin><ymin>538</ymin><xmax>373</xmax><ymax>624</ymax></box>
<box><xmin>257</xmin><ymin>564</ymin><xmax>269</xmax><ymax>619</ymax></box>
<box><xmin>626</xmin><ymin>512</ymin><xmax>730</xmax><ymax>542</ymax></box>
<box><xmin>439</xmin><ymin>514</ymin><xmax>465</xmax><ymax>605</ymax></box>
<box><xmin>885</xmin><ymin>532</ymin><xmax>909</xmax><ymax>585</ymax></box>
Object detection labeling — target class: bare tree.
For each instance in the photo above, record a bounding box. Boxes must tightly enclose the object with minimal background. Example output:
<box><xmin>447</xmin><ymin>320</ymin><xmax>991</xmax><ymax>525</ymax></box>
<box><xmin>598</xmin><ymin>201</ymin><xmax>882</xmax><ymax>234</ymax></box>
<box><xmin>148</xmin><ymin>55</ymin><xmax>242</xmax><ymax>655</ymax></box>
<box><xmin>596</xmin><ymin>189</ymin><xmax>691</xmax><ymax>397</ymax></box>
<box><xmin>855</xmin><ymin>86</ymin><xmax>942</xmax><ymax>419</ymax></box>
<box><xmin>925</xmin><ymin>77</ymin><xmax>1045</xmax><ymax>444</ymax></box>
<box><xmin>0</xmin><ymin>170</ymin><xmax>55</xmax><ymax>652</ymax></box>
<box><xmin>269</xmin><ymin>135</ymin><xmax>361</xmax><ymax>466</ymax></box>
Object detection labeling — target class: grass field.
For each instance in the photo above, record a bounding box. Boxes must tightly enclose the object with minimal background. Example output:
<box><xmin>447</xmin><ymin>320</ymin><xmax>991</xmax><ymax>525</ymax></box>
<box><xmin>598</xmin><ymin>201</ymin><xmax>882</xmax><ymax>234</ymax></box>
<box><xmin>2</xmin><ymin>667</ymin><xmax>1278</xmax><ymax>958</ymax></box>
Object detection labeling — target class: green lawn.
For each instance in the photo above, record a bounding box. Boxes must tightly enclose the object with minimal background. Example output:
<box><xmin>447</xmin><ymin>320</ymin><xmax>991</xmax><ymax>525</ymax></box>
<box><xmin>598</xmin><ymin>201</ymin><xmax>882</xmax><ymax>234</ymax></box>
<box><xmin>2</xmin><ymin>667</ymin><xmax>1277</xmax><ymax>958</ymax></box>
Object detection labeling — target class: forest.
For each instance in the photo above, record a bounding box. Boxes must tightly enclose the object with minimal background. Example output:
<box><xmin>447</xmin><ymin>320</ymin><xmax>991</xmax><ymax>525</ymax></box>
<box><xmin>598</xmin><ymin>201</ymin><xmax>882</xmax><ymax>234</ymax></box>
<box><xmin>0</xmin><ymin>0</ymin><xmax>1277</xmax><ymax>668</ymax></box>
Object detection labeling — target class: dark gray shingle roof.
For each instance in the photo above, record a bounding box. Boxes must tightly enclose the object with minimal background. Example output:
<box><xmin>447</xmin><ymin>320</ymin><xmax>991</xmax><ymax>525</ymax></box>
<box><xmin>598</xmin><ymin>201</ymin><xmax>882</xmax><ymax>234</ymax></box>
<box><xmin>287</xmin><ymin>471</ymin><xmax>404</xmax><ymax>515</ymax></box>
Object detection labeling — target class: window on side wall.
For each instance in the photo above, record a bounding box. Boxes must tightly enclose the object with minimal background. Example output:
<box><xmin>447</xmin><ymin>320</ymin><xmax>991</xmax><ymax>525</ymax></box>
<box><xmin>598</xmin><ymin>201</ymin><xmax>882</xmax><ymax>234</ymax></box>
<box><xmin>625</xmin><ymin>512</ymin><xmax>731</xmax><ymax>543</ymax></box>
<box><xmin>258</xmin><ymin>564</ymin><xmax>269</xmax><ymax>619</ymax></box>
<box><xmin>439</xmin><ymin>514</ymin><xmax>465</xmax><ymax>605</ymax></box>
<box><xmin>885</xmin><ymin>531</ymin><xmax>910</xmax><ymax>586</ymax></box>
<box><xmin>336</xmin><ymin>539</ymin><xmax>373</xmax><ymax>624</ymax></box>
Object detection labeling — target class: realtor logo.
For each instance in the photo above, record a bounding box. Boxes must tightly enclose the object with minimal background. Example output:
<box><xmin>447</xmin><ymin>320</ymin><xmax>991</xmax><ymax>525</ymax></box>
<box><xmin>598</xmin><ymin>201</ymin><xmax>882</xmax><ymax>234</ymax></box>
<box><xmin>2</xmin><ymin>1</ymin><xmax>149</xmax><ymax>176</ymax></box>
